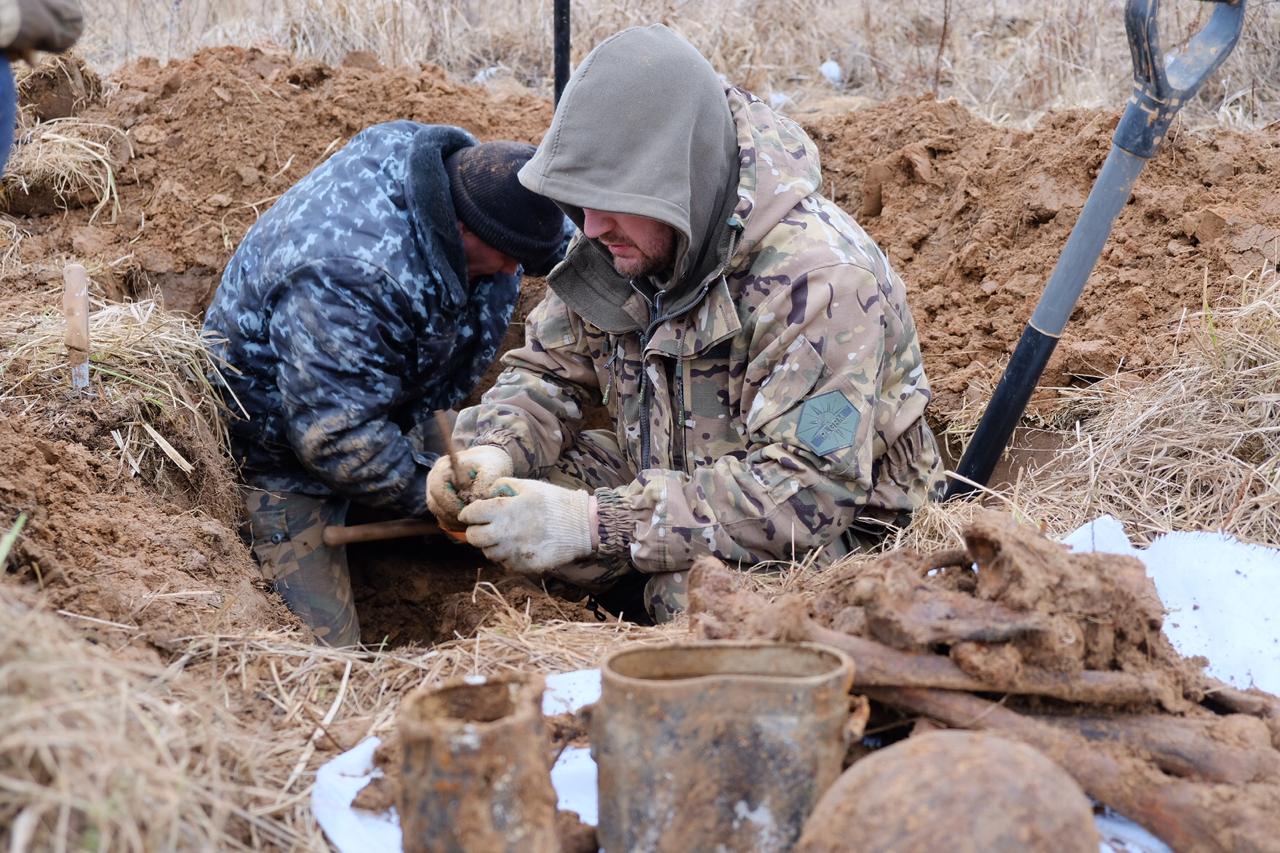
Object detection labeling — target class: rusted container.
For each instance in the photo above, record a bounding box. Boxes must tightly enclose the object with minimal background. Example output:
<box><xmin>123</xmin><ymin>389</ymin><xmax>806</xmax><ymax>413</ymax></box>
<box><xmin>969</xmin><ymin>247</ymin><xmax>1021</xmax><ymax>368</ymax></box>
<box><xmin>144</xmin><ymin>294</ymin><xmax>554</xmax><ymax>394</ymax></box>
<box><xmin>398</xmin><ymin>674</ymin><xmax>557</xmax><ymax>853</ymax></box>
<box><xmin>593</xmin><ymin>641</ymin><xmax>855</xmax><ymax>852</ymax></box>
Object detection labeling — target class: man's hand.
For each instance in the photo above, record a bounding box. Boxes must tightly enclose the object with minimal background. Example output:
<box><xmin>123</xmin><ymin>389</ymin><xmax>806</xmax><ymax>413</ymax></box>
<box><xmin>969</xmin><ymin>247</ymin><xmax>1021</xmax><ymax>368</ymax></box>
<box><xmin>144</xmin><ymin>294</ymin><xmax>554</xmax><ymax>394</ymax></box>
<box><xmin>426</xmin><ymin>445</ymin><xmax>512</xmax><ymax>529</ymax></box>
<box><xmin>4</xmin><ymin>0</ymin><xmax>84</xmax><ymax>56</ymax></box>
<box><xmin>459</xmin><ymin>478</ymin><xmax>594</xmax><ymax>573</ymax></box>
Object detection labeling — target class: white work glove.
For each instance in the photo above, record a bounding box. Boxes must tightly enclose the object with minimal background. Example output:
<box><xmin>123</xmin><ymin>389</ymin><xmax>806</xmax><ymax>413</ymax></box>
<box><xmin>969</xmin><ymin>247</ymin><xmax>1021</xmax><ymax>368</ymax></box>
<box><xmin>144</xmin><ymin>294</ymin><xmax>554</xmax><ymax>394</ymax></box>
<box><xmin>459</xmin><ymin>477</ymin><xmax>594</xmax><ymax>574</ymax></box>
<box><xmin>3</xmin><ymin>0</ymin><xmax>83</xmax><ymax>56</ymax></box>
<box><xmin>426</xmin><ymin>445</ymin><xmax>512</xmax><ymax>530</ymax></box>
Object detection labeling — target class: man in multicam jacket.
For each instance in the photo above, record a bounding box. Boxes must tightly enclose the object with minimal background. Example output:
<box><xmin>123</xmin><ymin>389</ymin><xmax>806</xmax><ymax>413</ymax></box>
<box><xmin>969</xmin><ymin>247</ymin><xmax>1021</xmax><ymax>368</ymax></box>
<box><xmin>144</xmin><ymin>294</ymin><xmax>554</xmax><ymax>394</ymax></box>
<box><xmin>205</xmin><ymin>122</ymin><xmax>566</xmax><ymax>645</ymax></box>
<box><xmin>428</xmin><ymin>25</ymin><xmax>944</xmax><ymax>624</ymax></box>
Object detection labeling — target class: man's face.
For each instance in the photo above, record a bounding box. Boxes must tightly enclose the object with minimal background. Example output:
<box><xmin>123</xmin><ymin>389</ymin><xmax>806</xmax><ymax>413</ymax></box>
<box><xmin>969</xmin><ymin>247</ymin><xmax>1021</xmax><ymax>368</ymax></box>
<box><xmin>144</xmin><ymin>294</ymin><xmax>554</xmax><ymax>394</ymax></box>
<box><xmin>459</xmin><ymin>224</ymin><xmax>520</xmax><ymax>280</ymax></box>
<box><xmin>581</xmin><ymin>209</ymin><xmax>677</xmax><ymax>279</ymax></box>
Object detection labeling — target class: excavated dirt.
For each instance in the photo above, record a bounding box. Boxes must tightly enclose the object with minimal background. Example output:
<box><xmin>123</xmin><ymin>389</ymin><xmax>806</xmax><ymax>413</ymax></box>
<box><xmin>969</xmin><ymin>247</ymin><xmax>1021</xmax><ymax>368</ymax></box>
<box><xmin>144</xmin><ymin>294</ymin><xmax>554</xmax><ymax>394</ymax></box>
<box><xmin>0</xmin><ymin>410</ymin><xmax>296</xmax><ymax>644</ymax></box>
<box><xmin>694</xmin><ymin>510</ymin><xmax>1206</xmax><ymax>712</ymax></box>
<box><xmin>805</xmin><ymin>96</ymin><xmax>1280</xmax><ymax>420</ymax></box>
<box><xmin>2</xmin><ymin>47</ymin><xmax>554</xmax><ymax>313</ymax></box>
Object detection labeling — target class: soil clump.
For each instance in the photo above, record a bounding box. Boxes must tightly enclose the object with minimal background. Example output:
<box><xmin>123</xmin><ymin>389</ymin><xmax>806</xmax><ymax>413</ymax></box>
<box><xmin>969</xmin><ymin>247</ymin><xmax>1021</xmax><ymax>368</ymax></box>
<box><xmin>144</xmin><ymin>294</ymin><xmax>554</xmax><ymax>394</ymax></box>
<box><xmin>0</xmin><ymin>409</ymin><xmax>296</xmax><ymax>646</ymax></box>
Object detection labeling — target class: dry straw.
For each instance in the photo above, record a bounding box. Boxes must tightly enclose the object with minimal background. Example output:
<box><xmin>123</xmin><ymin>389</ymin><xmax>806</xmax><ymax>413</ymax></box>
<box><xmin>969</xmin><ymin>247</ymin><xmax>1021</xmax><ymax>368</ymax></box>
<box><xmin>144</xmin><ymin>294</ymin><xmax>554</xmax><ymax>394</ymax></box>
<box><xmin>74</xmin><ymin>0</ymin><xmax>1280</xmax><ymax>129</ymax></box>
<box><xmin>0</xmin><ymin>295</ymin><xmax>242</xmax><ymax>516</ymax></box>
<box><xmin>1032</xmin><ymin>260</ymin><xmax>1280</xmax><ymax>545</ymax></box>
<box><xmin>1</xmin><ymin>119</ymin><xmax>129</xmax><ymax>221</ymax></box>
<box><xmin>0</xmin><ymin>582</ymin><xmax>676</xmax><ymax>851</ymax></box>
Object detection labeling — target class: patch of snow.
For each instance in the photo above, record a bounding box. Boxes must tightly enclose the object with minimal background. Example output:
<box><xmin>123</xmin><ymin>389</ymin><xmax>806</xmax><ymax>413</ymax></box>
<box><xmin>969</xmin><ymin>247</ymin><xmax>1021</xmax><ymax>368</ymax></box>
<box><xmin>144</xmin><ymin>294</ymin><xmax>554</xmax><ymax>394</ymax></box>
<box><xmin>542</xmin><ymin>669</ymin><xmax>602</xmax><ymax>716</ymax></box>
<box><xmin>311</xmin><ymin>736</ymin><xmax>403</xmax><ymax>853</ymax></box>
<box><xmin>551</xmin><ymin>747</ymin><xmax>598</xmax><ymax>825</ymax></box>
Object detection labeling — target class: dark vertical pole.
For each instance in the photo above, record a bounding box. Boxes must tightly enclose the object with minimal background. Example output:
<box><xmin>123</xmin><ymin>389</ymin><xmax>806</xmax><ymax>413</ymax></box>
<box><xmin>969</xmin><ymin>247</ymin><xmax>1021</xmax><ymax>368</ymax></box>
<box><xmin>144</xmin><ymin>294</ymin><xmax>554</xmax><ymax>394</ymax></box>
<box><xmin>554</xmin><ymin>0</ymin><xmax>571</xmax><ymax>105</ymax></box>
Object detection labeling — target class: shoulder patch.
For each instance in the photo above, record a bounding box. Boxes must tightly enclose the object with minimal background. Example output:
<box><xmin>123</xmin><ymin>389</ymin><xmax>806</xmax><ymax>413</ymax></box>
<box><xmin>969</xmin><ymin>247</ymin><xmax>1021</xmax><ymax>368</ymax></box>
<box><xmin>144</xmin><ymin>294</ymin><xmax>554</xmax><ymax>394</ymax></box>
<box><xmin>796</xmin><ymin>390</ymin><xmax>860</xmax><ymax>456</ymax></box>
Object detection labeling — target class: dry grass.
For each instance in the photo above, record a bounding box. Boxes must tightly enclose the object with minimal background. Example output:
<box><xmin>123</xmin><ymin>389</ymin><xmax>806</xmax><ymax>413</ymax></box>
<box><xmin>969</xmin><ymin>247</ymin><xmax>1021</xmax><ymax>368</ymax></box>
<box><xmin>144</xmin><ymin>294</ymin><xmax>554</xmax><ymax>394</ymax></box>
<box><xmin>0</xmin><ymin>582</ymin><xmax>675</xmax><ymax>852</ymax></box>
<box><xmin>0</xmin><ymin>295</ymin><xmax>241</xmax><ymax>518</ymax></box>
<box><xmin>72</xmin><ymin>0</ymin><xmax>1280</xmax><ymax>129</ymax></box>
<box><xmin>1025</xmin><ymin>260</ymin><xmax>1280</xmax><ymax>544</ymax></box>
<box><xmin>1</xmin><ymin>118</ymin><xmax>129</xmax><ymax>222</ymax></box>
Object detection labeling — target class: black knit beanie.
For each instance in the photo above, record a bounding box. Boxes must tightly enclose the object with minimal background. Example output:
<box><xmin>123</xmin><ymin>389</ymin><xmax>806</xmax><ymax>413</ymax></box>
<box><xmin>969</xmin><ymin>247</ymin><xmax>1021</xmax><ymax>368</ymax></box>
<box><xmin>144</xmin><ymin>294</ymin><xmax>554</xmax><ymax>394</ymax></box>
<box><xmin>445</xmin><ymin>141</ymin><xmax>565</xmax><ymax>275</ymax></box>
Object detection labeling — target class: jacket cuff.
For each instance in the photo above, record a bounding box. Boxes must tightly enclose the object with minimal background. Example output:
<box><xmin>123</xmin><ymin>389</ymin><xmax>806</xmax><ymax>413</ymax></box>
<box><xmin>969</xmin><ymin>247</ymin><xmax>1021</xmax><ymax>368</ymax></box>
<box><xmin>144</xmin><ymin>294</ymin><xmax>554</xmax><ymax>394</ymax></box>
<box><xmin>468</xmin><ymin>430</ymin><xmax>532</xmax><ymax>477</ymax></box>
<box><xmin>593</xmin><ymin>487</ymin><xmax>634</xmax><ymax>558</ymax></box>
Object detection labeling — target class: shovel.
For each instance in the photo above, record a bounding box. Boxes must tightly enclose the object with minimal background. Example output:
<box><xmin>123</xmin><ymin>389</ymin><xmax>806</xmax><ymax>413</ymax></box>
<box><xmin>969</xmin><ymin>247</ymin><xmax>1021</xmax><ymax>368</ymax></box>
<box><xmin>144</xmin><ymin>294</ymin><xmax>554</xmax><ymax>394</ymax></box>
<box><xmin>946</xmin><ymin>0</ymin><xmax>1245</xmax><ymax>500</ymax></box>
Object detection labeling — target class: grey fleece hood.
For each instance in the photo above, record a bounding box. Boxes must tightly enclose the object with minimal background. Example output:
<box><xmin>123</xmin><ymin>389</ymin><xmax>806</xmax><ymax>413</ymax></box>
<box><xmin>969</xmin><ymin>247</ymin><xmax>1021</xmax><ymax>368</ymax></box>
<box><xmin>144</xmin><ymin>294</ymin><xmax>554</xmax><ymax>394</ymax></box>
<box><xmin>518</xmin><ymin>25</ymin><xmax>740</xmax><ymax>333</ymax></box>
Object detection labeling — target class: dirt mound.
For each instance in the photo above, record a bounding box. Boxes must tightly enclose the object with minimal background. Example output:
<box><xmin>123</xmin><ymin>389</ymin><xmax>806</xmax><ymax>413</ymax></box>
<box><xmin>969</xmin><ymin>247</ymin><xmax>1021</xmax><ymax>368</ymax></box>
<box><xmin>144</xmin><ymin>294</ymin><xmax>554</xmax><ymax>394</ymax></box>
<box><xmin>805</xmin><ymin>95</ymin><xmax>1280</xmax><ymax>421</ymax></box>
<box><xmin>10</xmin><ymin>53</ymin><xmax>1280</xmax><ymax>428</ymax></box>
<box><xmin>0</xmin><ymin>411</ymin><xmax>296</xmax><ymax>644</ymax></box>
<box><xmin>5</xmin><ymin>47</ymin><xmax>553</xmax><ymax>314</ymax></box>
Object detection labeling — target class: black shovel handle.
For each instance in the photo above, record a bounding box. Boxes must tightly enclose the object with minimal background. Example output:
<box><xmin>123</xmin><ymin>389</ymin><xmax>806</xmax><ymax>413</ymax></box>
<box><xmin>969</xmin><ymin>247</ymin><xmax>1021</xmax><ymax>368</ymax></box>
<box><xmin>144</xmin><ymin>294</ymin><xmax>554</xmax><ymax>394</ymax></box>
<box><xmin>944</xmin><ymin>0</ymin><xmax>1245</xmax><ymax>501</ymax></box>
<box><xmin>1116</xmin><ymin>0</ymin><xmax>1245</xmax><ymax>158</ymax></box>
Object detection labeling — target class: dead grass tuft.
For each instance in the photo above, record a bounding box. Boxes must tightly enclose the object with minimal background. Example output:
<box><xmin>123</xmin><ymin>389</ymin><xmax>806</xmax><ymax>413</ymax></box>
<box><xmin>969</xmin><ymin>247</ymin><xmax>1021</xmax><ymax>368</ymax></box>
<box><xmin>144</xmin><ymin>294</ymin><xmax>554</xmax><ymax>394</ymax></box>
<box><xmin>0</xmin><ymin>295</ymin><xmax>241</xmax><ymax>521</ymax></box>
<box><xmin>1</xmin><ymin>118</ymin><xmax>129</xmax><ymax>221</ymax></box>
<box><xmin>1027</xmin><ymin>260</ymin><xmax>1280</xmax><ymax>545</ymax></box>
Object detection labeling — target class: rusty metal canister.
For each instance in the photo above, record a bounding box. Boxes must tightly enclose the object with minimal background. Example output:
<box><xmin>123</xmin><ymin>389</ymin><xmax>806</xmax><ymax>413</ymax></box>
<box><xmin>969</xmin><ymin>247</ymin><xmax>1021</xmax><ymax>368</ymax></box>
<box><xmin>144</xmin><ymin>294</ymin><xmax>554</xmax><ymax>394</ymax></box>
<box><xmin>398</xmin><ymin>674</ymin><xmax>557</xmax><ymax>853</ymax></box>
<box><xmin>593</xmin><ymin>641</ymin><xmax>855</xmax><ymax>852</ymax></box>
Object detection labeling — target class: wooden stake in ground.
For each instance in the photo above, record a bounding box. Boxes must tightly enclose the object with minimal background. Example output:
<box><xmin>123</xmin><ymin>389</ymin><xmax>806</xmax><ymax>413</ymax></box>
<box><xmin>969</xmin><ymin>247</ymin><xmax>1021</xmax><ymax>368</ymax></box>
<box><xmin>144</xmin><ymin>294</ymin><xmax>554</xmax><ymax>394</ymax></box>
<box><xmin>62</xmin><ymin>263</ymin><xmax>90</xmax><ymax>392</ymax></box>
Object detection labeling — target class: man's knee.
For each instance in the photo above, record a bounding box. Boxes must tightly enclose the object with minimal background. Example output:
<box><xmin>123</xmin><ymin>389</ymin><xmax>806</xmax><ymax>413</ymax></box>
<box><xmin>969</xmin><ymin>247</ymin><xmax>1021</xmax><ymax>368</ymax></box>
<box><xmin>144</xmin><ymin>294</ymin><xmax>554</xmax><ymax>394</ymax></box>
<box><xmin>243</xmin><ymin>489</ymin><xmax>361</xmax><ymax>646</ymax></box>
<box><xmin>643</xmin><ymin>571</ymin><xmax>689</xmax><ymax>625</ymax></box>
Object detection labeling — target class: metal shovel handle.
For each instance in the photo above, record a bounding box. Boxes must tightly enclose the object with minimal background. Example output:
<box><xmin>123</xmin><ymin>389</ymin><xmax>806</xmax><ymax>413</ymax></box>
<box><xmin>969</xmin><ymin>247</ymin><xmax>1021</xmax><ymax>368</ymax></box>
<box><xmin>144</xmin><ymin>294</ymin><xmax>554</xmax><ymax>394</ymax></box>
<box><xmin>945</xmin><ymin>0</ymin><xmax>1245</xmax><ymax>500</ymax></box>
<box><xmin>1116</xmin><ymin>0</ymin><xmax>1246</xmax><ymax>158</ymax></box>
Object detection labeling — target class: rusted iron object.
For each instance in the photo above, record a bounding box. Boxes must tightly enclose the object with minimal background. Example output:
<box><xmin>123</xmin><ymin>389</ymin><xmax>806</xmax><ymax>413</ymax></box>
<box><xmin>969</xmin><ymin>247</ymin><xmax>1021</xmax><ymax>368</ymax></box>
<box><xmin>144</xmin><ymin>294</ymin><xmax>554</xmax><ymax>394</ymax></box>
<box><xmin>398</xmin><ymin>674</ymin><xmax>557</xmax><ymax>853</ymax></box>
<box><xmin>795</xmin><ymin>731</ymin><xmax>1098</xmax><ymax>853</ymax></box>
<box><xmin>593</xmin><ymin>641</ymin><xmax>855</xmax><ymax>853</ymax></box>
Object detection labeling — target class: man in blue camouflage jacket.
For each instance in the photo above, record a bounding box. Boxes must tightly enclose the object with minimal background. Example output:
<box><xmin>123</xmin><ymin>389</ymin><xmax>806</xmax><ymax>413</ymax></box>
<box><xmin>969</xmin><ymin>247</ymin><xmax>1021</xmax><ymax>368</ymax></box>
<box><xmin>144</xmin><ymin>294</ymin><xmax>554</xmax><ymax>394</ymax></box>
<box><xmin>205</xmin><ymin>122</ymin><xmax>567</xmax><ymax>646</ymax></box>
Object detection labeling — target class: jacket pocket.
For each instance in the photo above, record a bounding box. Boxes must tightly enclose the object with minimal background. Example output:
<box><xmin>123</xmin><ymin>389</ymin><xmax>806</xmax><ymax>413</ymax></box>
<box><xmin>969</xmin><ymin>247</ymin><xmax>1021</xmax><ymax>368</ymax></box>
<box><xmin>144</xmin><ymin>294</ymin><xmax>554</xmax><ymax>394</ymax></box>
<box><xmin>745</xmin><ymin>334</ymin><xmax>826</xmax><ymax>434</ymax></box>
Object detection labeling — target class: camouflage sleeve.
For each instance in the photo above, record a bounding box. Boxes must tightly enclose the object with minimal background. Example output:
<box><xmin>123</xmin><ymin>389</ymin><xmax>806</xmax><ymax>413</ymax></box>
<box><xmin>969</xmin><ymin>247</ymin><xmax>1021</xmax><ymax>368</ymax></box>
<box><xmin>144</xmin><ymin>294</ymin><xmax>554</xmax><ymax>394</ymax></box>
<box><xmin>270</xmin><ymin>257</ymin><xmax>430</xmax><ymax>516</ymax></box>
<box><xmin>453</xmin><ymin>290</ymin><xmax>600</xmax><ymax>476</ymax></box>
<box><xmin>597</xmin><ymin>263</ymin><xmax>892</xmax><ymax>573</ymax></box>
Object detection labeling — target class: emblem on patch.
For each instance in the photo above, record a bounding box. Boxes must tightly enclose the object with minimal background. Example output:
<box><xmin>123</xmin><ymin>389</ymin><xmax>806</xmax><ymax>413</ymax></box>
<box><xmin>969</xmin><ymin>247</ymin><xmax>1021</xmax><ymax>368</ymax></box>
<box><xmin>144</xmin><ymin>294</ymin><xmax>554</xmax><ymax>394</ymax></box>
<box><xmin>796</xmin><ymin>390</ymin><xmax>860</xmax><ymax>456</ymax></box>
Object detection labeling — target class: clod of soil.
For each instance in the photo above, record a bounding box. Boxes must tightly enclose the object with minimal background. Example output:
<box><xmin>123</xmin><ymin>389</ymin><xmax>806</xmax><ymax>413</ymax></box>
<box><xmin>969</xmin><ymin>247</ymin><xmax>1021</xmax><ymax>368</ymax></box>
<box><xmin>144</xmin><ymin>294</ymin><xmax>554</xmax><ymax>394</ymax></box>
<box><xmin>16</xmin><ymin>55</ymin><xmax>103</xmax><ymax>122</ymax></box>
<box><xmin>803</xmin><ymin>510</ymin><xmax>1204</xmax><ymax>711</ymax></box>
<box><xmin>794</xmin><ymin>730</ymin><xmax>1099</xmax><ymax>853</ymax></box>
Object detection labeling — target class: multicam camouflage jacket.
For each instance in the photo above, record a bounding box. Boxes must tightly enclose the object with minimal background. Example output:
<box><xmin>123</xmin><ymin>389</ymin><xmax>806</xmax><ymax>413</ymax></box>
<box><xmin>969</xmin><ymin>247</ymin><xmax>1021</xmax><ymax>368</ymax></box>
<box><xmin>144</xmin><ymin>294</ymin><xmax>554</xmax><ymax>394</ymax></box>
<box><xmin>205</xmin><ymin>122</ymin><xmax>521</xmax><ymax>516</ymax></box>
<box><xmin>454</xmin><ymin>88</ymin><xmax>944</xmax><ymax>573</ymax></box>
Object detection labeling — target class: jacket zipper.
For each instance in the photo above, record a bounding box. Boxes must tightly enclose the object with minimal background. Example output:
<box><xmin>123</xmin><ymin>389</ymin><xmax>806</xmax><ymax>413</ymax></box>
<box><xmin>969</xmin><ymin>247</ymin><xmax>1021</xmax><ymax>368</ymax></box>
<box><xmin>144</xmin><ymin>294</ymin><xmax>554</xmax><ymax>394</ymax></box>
<box><xmin>601</xmin><ymin>342</ymin><xmax>623</xmax><ymax>407</ymax></box>
<box><xmin>638</xmin><ymin>290</ymin><xmax>663</xmax><ymax>468</ymax></box>
<box><xmin>674</xmin><ymin>350</ymin><xmax>688</xmax><ymax>473</ymax></box>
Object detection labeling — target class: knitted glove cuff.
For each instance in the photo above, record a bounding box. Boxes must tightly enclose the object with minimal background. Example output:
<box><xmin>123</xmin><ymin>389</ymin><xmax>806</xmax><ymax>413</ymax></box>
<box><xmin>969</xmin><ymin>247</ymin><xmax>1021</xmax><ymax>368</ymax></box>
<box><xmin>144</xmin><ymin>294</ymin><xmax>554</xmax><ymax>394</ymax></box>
<box><xmin>543</xmin><ymin>487</ymin><xmax>594</xmax><ymax>566</ymax></box>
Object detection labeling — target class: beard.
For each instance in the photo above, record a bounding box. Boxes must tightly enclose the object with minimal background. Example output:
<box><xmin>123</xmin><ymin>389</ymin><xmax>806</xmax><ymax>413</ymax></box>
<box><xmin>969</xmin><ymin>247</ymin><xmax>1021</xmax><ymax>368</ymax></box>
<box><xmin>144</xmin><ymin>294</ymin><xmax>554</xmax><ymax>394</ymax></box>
<box><xmin>599</xmin><ymin>229</ymin><xmax>676</xmax><ymax>279</ymax></box>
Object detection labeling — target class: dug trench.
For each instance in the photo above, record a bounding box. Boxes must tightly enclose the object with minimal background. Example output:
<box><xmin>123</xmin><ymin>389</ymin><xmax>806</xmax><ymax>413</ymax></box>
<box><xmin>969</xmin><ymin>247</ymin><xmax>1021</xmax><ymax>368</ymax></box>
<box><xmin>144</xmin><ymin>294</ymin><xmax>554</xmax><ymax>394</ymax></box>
<box><xmin>2</xmin><ymin>46</ymin><xmax>1280</xmax><ymax>653</ymax></box>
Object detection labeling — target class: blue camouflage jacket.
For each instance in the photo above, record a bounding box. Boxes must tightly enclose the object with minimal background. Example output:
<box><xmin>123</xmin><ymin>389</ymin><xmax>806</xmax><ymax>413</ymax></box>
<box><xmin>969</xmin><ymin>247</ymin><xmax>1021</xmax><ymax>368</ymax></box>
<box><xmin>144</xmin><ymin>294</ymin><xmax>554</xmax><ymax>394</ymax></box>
<box><xmin>204</xmin><ymin>121</ymin><xmax>522</xmax><ymax>516</ymax></box>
